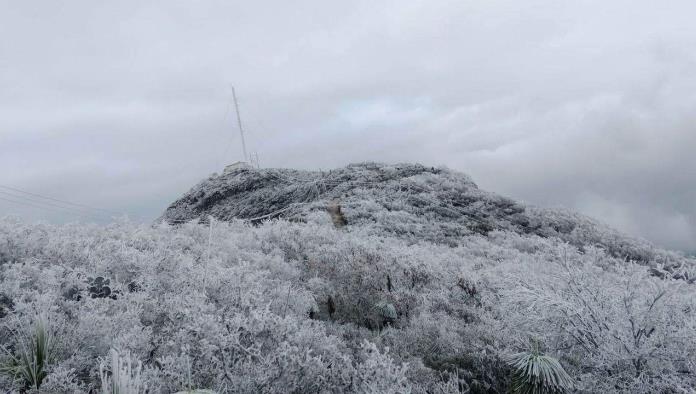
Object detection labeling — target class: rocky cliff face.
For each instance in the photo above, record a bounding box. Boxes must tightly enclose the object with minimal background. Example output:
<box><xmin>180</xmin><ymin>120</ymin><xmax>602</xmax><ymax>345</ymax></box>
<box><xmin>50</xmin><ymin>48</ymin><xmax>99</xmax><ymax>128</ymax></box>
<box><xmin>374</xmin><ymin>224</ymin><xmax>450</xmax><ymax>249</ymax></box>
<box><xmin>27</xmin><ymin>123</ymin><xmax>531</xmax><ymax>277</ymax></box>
<box><xmin>160</xmin><ymin>162</ymin><xmax>695</xmax><ymax>280</ymax></box>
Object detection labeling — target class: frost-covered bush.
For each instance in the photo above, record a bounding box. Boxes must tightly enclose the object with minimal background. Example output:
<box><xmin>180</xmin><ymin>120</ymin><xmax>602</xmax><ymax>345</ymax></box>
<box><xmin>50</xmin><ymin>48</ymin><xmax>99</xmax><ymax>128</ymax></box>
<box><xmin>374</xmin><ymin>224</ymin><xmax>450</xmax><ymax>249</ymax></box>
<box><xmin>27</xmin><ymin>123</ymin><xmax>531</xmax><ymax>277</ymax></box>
<box><xmin>0</xmin><ymin>216</ymin><xmax>694</xmax><ymax>392</ymax></box>
<box><xmin>494</xmin><ymin>244</ymin><xmax>696</xmax><ymax>392</ymax></box>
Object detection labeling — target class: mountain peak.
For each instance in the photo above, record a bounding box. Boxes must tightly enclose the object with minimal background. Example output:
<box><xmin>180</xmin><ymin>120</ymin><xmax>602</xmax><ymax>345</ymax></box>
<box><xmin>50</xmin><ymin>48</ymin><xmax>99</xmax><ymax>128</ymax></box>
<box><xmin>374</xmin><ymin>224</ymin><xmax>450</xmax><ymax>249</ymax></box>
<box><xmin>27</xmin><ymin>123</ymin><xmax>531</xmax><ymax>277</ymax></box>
<box><xmin>161</xmin><ymin>162</ymin><xmax>694</xmax><ymax>281</ymax></box>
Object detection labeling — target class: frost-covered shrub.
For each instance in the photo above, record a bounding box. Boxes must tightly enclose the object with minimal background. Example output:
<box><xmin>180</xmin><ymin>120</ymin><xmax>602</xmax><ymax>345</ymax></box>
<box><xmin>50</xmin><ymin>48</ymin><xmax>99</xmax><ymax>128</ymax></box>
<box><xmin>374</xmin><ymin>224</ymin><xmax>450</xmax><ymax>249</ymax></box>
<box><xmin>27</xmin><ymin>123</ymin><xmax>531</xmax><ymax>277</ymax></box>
<box><xmin>494</xmin><ymin>244</ymin><xmax>696</xmax><ymax>393</ymax></box>
<box><xmin>354</xmin><ymin>341</ymin><xmax>411</xmax><ymax>393</ymax></box>
<box><xmin>0</xmin><ymin>216</ymin><xmax>693</xmax><ymax>392</ymax></box>
<box><xmin>40</xmin><ymin>365</ymin><xmax>84</xmax><ymax>393</ymax></box>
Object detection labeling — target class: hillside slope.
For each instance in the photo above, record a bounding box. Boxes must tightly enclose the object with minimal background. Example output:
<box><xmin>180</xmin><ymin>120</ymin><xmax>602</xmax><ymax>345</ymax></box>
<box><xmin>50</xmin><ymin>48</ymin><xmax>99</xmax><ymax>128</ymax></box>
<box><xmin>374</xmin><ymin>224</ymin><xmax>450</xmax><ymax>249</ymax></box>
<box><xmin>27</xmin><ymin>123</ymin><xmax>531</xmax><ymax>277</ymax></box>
<box><xmin>0</xmin><ymin>163</ymin><xmax>694</xmax><ymax>393</ymax></box>
<box><xmin>161</xmin><ymin>163</ymin><xmax>694</xmax><ymax>280</ymax></box>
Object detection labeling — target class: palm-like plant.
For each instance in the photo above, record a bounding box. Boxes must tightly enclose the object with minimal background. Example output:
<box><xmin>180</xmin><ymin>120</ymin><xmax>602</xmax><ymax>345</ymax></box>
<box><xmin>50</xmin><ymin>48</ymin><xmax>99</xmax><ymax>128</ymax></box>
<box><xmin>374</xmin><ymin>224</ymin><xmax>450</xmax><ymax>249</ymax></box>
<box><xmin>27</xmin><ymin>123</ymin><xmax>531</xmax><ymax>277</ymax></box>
<box><xmin>507</xmin><ymin>346</ymin><xmax>573</xmax><ymax>394</ymax></box>
<box><xmin>0</xmin><ymin>315</ymin><xmax>56</xmax><ymax>390</ymax></box>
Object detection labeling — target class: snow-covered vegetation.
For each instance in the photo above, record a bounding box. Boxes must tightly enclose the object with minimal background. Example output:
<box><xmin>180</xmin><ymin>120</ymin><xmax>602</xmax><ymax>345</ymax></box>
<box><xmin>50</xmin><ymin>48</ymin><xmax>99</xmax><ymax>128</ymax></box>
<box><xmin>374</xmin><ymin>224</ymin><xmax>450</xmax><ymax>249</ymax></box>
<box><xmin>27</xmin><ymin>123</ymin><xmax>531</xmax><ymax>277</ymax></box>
<box><xmin>1</xmin><ymin>163</ymin><xmax>695</xmax><ymax>392</ymax></box>
<box><xmin>162</xmin><ymin>163</ymin><xmax>695</xmax><ymax>281</ymax></box>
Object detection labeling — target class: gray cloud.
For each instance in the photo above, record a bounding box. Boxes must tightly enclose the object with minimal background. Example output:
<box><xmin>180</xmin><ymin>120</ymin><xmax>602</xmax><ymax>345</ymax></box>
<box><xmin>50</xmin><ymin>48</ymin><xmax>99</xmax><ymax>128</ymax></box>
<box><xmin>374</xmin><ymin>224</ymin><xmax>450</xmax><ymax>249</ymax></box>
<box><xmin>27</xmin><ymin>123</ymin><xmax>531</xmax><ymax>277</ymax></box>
<box><xmin>1</xmin><ymin>0</ymin><xmax>696</xmax><ymax>251</ymax></box>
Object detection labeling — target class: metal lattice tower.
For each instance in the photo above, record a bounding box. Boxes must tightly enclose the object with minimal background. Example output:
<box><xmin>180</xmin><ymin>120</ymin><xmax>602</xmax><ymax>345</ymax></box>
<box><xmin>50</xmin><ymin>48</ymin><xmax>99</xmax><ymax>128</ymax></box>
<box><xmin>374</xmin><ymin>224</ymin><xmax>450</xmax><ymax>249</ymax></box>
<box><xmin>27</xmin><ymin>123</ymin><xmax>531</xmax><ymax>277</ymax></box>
<box><xmin>231</xmin><ymin>86</ymin><xmax>248</xmax><ymax>163</ymax></box>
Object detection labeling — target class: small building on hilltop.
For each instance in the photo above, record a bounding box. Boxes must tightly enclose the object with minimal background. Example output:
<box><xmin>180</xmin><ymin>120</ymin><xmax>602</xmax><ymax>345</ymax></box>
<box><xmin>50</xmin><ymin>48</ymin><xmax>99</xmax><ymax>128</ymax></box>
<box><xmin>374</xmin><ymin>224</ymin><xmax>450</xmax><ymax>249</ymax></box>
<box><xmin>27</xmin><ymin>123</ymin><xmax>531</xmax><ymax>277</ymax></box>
<box><xmin>224</xmin><ymin>161</ymin><xmax>253</xmax><ymax>174</ymax></box>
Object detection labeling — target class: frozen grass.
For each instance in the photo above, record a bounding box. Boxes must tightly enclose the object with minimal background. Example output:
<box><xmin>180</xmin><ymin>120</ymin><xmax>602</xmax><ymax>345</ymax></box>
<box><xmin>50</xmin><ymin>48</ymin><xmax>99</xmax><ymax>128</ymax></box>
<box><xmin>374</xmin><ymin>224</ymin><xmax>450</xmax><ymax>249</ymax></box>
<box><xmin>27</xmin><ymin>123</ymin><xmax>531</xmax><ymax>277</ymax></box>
<box><xmin>0</xmin><ymin>314</ymin><xmax>55</xmax><ymax>390</ymax></box>
<box><xmin>100</xmin><ymin>349</ymin><xmax>146</xmax><ymax>394</ymax></box>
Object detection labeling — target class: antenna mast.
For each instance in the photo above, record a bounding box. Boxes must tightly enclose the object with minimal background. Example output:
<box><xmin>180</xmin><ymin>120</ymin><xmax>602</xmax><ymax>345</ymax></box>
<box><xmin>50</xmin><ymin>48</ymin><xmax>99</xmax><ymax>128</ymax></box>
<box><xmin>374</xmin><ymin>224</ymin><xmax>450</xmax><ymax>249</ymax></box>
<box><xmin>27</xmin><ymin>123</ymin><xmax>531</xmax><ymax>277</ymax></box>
<box><xmin>231</xmin><ymin>86</ymin><xmax>248</xmax><ymax>162</ymax></box>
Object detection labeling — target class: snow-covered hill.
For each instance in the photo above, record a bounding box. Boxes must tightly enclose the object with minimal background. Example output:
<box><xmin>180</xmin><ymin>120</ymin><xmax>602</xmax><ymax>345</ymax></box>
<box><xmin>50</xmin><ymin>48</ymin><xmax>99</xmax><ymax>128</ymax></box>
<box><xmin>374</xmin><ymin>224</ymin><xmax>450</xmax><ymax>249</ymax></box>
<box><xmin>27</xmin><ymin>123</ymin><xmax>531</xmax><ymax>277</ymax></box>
<box><xmin>161</xmin><ymin>162</ymin><xmax>694</xmax><ymax>281</ymax></box>
<box><xmin>0</xmin><ymin>163</ymin><xmax>694</xmax><ymax>393</ymax></box>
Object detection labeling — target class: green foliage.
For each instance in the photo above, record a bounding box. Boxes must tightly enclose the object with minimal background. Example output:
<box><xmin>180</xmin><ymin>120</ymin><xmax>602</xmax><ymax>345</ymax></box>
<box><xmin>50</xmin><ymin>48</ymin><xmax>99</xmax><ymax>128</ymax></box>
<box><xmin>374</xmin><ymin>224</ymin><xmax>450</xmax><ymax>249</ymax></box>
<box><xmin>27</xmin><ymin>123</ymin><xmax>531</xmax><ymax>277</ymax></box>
<box><xmin>508</xmin><ymin>348</ymin><xmax>573</xmax><ymax>394</ymax></box>
<box><xmin>0</xmin><ymin>314</ymin><xmax>56</xmax><ymax>390</ymax></box>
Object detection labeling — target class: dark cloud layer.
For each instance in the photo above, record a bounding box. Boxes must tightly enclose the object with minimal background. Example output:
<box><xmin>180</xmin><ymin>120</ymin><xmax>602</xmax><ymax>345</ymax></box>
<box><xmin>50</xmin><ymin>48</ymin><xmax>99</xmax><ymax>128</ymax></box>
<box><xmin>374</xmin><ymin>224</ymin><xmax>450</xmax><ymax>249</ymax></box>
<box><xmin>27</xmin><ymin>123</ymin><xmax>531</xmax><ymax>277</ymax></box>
<box><xmin>1</xmin><ymin>0</ymin><xmax>695</xmax><ymax>251</ymax></box>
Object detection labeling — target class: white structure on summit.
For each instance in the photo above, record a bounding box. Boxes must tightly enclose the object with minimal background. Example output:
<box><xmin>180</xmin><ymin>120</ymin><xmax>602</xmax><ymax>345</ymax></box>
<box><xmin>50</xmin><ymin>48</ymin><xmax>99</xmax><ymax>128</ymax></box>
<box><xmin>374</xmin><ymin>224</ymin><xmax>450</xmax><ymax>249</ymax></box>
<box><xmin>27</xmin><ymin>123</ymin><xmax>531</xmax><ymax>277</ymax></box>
<box><xmin>224</xmin><ymin>161</ymin><xmax>253</xmax><ymax>174</ymax></box>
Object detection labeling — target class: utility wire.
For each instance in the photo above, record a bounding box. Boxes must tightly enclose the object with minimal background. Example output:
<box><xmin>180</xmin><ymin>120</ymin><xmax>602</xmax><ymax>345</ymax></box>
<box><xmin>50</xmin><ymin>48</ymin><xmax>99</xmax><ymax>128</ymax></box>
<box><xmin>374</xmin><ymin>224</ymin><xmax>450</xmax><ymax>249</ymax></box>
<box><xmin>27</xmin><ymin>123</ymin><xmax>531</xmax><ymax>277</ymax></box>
<box><xmin>0</xmin><ymin>195</ymin><xmax>107</xmax><ymax>222</ymax></box>
<box><xmin>0</xmin><ymin>184</ymin><xmax>120</xmax><ymax>216</ymax></box>
<box><xmin>0</xmin><ymin>184</ymin><xmax>149</xmax><ymax>222</ymax></box>
<box><xmin>0</xmin><ymin>190</ymin><xmax>112</xmax><ymax>220</ymax></box>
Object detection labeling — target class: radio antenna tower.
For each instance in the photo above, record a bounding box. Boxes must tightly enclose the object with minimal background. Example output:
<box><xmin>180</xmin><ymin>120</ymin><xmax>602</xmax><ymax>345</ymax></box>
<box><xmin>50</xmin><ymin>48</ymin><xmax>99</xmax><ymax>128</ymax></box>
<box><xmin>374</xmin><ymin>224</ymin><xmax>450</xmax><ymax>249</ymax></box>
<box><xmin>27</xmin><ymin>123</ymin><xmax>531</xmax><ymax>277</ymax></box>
<box><xmin>231</xmin><ymin>86</ymin><xmax>248</xmax><ymax>163</ymax></box>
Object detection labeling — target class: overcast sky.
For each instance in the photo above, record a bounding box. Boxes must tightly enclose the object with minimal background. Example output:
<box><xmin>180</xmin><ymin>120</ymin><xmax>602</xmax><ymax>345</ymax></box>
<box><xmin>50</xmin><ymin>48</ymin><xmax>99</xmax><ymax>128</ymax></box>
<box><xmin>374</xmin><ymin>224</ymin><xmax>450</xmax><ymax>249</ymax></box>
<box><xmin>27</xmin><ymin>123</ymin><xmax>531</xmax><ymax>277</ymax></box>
<box><xmin>1</xmin><ymin>0</ymin><xmax>696</xmax><ymax>251</ymax></box>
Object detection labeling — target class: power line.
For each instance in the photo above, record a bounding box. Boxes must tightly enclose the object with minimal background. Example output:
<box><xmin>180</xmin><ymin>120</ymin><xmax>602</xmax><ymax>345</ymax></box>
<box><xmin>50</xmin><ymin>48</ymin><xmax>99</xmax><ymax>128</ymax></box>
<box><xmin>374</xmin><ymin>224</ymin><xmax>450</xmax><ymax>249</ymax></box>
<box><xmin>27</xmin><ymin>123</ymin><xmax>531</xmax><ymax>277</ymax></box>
<box><xmin>0</xmin><ymin>190</ymin><xmax>112</xmax><ymax>220</ymax></box>
<box><xmin>0</xmin><ymin>184</ymin><xmax>120</xmax><ymax>216</ymax></box>
<box><xmin>0</xmin><ymin>184</ymin><xmax>149</xmax><ymax>223</ymax></box>
<box><xmin>0</xmin><ymin>195</ymin><xmax>107</xmax><ymax>222</ymax></box>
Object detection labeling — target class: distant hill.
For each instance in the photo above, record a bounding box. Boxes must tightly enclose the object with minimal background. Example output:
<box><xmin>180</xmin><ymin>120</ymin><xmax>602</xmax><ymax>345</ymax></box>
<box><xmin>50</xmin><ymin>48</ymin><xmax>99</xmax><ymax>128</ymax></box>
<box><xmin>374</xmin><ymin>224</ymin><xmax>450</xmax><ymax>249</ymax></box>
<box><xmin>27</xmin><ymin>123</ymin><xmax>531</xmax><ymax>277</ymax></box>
<box><xmin>161</xmin><ymin>162</ymin><xmax>694</xmax><ymax>281</ymax></box>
